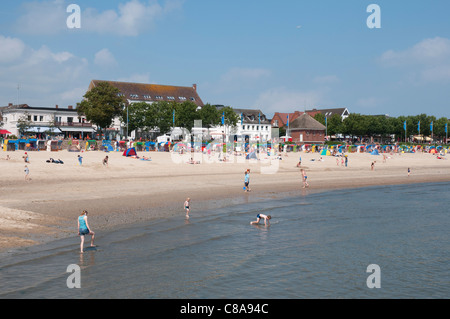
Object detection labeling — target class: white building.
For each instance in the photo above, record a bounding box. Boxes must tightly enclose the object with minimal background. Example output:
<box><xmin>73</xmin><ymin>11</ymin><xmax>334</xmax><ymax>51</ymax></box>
<box><xmin>0</xmin><ymin>103</ymin><xmax>94</xmax><ymax>138</ymax></box>
<box><xmin>211</xmin><ymin>106</ymin><xmax>272</xmax><ymax>143</ymax></box>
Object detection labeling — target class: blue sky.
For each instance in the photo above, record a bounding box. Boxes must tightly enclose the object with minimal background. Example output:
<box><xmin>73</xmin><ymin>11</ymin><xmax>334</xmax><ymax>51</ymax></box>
<box><xmin>1</xmin><ymin>0</ymin><xmax>450</xmax><ymax>118</ymax></box>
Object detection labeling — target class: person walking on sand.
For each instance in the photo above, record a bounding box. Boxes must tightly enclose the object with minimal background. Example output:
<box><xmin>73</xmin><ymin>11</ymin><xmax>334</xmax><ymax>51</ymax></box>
<box><xmin>24</xmin><ymin>165</ymin><xmax>30</xmax><ymax>181</ymax></box>
<box><xmin>244</xmin><ymin>169</ymin><xmax>251</xmax><ymax>192</ymax></box>
<box><xmin>408</xmin><ymin>167</ymin><xmax>411</xmax><ymax>176</ymax></box>
<box><xmin>301</xmin><ymin>168</ymin><xmax>309</xmax><ymax>188</ymax></box>
<box><xmin>250</xmin><ymin>214</ymin><xmax>271</xmax><ymax>226</ymax></box>
<box><xmin>371</xmin><ymin>161</ymin><xmax>375</xmax><ymax>171</ymax></box>
<box><xmin>184</xmin><ymin>198</ymin><xmax>190</xmax><ymax>218</ymax></box>
<box><xmin>103</xmin><ymin>155</ymin><xmax>109</xmax><ymax>167</ymax></box>
<box><xmin>78</xmin><ymin>155</ymin><xmax>83</xmax><ymax>166</ymax></box>
<box><xmin>78</xmin><ymin>210</ymin><xmax>95</xmax><ymax>253</ymax></box>
<box><xmin>23</xmin><ymin>152</ymin><xmax>30</xmax><ymax>163</ymax></box>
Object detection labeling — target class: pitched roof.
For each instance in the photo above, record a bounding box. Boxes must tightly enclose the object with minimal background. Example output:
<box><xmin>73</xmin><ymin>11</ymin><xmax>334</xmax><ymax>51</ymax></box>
<box><xmin>289</xmin><ymin>113</ymin><xmax>326</xmax><ymax>130</ymax></box>
<box><xmin>89</xmin><ymin>80</ymin><xmax>204</xmax><ymax>107</ymax></box>
<box><xmin>233</xmin><ymin>108</ymin><xmax>271</xmax><ymax>124</ymax></box>
<box><xmin>272</xmin><ymin>111</ymin><xmax>303</xmax><ymax>127</ymax></box>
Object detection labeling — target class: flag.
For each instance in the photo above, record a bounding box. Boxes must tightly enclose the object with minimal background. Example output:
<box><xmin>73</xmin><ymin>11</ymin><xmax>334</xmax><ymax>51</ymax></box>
<box><xmin>259</xmin><ymin>112</ymin><xmax>261</xmax><ymax>125</ymax></box>
<box><xmin>287</xmin><ymin>114</ymin><xmax>289</xmax><ymax>127</ymax></box>
<box><xmin>240</xmin><ymin>112</ymin><xmax>243</xmax><ymax>125</ymax></box>
<box><xmin>403</xmin><ymin>121</ymin><xmax>406</xmax><ymax>131</ymax></box>
<box><xmin>222</xmin><ymin>111</ymin><xmax>225</xmax><ymax>125</ymax></box>
<box><xmin>418</xmin><ymin>121</ymin><xmax>420</xmax><ymax>133</ymax></box>
<box><xmin>445</xmin><ymin>123</ymin><xmax>448</xmax><ymax>133</ymax></box>
<box><xmin>430</xmin><ymin>121</ymin><xmax>433</xmax><ymax>132</ymax></box>
<box><xmin>173</xmin><ymin>109</ymin><xmax>175</xmax><ymax>127</ymax></box>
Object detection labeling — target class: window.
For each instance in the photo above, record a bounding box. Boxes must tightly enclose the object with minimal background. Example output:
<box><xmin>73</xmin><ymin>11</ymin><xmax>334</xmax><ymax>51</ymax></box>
<box><xmin>117</xmin><ymin>93</ymin><xmax>125</xmax><ymax>97</ymax></box>
<box><xmin>130</xmin><ymin>94</ymin><xmax>139</xmax><ymax>99</ymax></box>
<box><xmin>40</xmin><ymin>116</ymin><xmax>44</xmax><ymax>122</ymax></box>
<box><xmin>143</xmin><ymin>95</ymin><xmax>151</xmax><ymax>99</ymax></box>
<box><xmin>274</xmin><ymin>120</ymin><xmax>278</xmax><ymax>127</ymax></box>
<box><xmin>179</xmin><ymin>96</ymin><xmax>187</xmax><ymax>101</ymax></box>
<box><xmin>156</xmin><ymin>95</ymin><xmax>163</xmax><ymax>99</ymax></box>
<box><xmin>190</xmin><ymin>97</ymin><xmax>196</xmax><ymax>101</ymax></box>
<box><xmin>33</xmin><ymin>115</ymin><xmax>38</xmax><ymax>121</ymax></box>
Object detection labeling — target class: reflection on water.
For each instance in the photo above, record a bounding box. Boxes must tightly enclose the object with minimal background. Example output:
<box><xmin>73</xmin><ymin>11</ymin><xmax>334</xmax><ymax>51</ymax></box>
<box><xmin>0</xmin><ymin>182</ymin><xmax>449</xmax><ymax>299</ymax></box>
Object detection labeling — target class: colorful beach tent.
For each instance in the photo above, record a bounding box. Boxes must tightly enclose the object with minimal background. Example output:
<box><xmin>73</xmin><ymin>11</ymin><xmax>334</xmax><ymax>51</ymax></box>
<box><xmin>371</xmin><ymin>149</ymin><xmax>380</xmax><ymax>155</ymax></box>
<box><xmin>123</xmin><ymin>147</ymin><xmax>137</xmax><ymax>157</ymax></box>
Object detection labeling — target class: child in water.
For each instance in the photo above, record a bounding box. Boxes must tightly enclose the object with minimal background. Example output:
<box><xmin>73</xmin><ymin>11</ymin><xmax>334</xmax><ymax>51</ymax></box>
<box><xmin>184</xmin><ymin>198</ymin><xmax>190</xmax><ymax>218</ymax></box>
<box><xmin>250</xmin><ymin>214</ymin><xmax>271</xmax><ymax>226</ymax></box>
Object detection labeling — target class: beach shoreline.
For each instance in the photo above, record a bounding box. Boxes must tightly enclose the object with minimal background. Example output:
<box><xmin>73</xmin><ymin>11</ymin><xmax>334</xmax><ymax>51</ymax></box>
<box><xmin>1</xmin><ymin>149</ymin><xmax>449</xmax><ymax>254</ymax></box>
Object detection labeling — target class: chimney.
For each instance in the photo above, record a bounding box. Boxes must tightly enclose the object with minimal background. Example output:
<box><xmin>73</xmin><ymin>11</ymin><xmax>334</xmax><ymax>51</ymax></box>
<box><xmin>68</xmin><ymin>105</ymin><xmax>73</xmax><ymax>110</ymax></box>
<box><xmin>8</xmin><ymin>103</ymin><xmax>13</xmax><ymax>107</ymax></box>
<box><xmin>193</xmin><ymin>84</ymin><xmax>197</xmax><ymax>92</ymax></box>
<box><xmin>55</xmin><ymin>105</ymin><xmax>59</xmax><ymax>109</ymax></box>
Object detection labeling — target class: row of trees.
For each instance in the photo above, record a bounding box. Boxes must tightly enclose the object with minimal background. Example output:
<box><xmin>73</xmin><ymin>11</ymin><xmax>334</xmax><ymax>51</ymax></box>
<box><xmin>77</xmin><ymin>82</ymin><xmax>239</xmax><ymax>137</ymax></box>
<box><xmin>314</xmin><ymin>113</ymin><xmax>449</xmax><ymax>141</ymax></box>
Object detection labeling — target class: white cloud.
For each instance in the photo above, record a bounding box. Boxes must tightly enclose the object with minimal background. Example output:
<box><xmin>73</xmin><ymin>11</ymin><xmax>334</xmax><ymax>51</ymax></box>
<box><xmin>380</xmin><ymin>37</ymin><xmax>450</xmax><ymax>83</ymax></box>
<box><xmin>15</xmin><ymin>0</ymin><xmax>67</xmax><ymax>35</ymax></box>
<box><xmin>380</xmin><ymin>37</ymin><xmax>450</xmax><ymax>66</ymax></box>
<box><xmin>0</xmin><ymin>35</ymin><xmax>26</xmax><ymax>63</ymax></box>
<box><xmin>15</xmin><ymin>0</ymin><xmax>184</xmax><ymax>36</ymax></box>
<box><xmin>94</xmin><ymin>49</ymin><xmax>117</xmax><ymax>67</ymax></box>
<box><xmin>254</xmin><ymin>87</ymin><xmax>324</xmax><ymax>114</ymax></box>
<box><xmin>0</xmin><ymin>34</ymin><xmax>90</xmax><ymax>107</ymax></box>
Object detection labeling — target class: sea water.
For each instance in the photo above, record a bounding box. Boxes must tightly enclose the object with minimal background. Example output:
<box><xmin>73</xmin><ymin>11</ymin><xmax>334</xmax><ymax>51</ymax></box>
<box><xmin>0</xmin><ymin>182</ymin><xmax>448</xmax><ymax>299</ymax></box>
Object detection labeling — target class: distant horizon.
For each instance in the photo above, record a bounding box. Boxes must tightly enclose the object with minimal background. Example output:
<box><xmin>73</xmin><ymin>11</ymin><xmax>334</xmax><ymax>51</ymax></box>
<box><xmin>1</xmin><ymin>1</ymin><xmax>449</xmax><ymax>118</ymax></box>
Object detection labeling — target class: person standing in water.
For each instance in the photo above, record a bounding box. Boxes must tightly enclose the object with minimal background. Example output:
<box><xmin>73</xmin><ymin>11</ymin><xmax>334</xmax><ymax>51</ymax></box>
<box><xmin>184</xmin><ymin>198</ymin><xmax>190</xmax><ymax>218</ymax></box>
<box><xmin>78</xmin><ymin>210</ymin><xmax>95</xmax><ymax>253</ymax></box>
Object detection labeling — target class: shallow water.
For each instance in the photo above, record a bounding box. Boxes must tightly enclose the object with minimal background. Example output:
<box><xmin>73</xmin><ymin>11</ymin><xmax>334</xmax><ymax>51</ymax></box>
<box><xmin>0</xmin><ymin>182</ymin><xmax>449</xmax><ymax>298</ymax></box>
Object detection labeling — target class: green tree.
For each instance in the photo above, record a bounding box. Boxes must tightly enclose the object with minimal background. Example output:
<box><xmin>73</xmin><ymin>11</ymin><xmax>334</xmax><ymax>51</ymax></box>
<box><xmin>175</xmin><ymin>101</ymin><xmax>199</xmax><ymax>132</ymax></box>
<box><xmin>313</xmin><ymin>113</ymin><xmax>326</xmax><ymax>126</ymax></box>
<box><xmin>77</xmin><ymin>82</ymin><xmax>126</xmax><ymax>134</ymax></box>
<box><xmin>326</xmin><ymin>114</ymin><xmax>343</xmax><ymax>136</ymax></box>
<box><xmin>123</xmin><ymin>102</ymin><xmax>149</xmax><ymax>134</ymax></box>
<box><xmin>221</xmin><ymin>106</ymin><xmax>239</xmax><ymax>128</ymax></box>
<box><xmin>16</xmin><ymin>112</ymin><xmax>32</xmax><ymax>136</ymax></box>
<box><xmin>198</xmin><ymin>103</ymin><xmax>220</xmax><ymax>128</ymax></box>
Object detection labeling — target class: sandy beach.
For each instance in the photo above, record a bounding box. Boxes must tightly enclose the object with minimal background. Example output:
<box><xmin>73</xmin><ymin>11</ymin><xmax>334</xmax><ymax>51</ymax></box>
<box><xmin>1</xmin><ymin>148</ymin><xmax>449</xmax><ymax>253</ymax></box>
